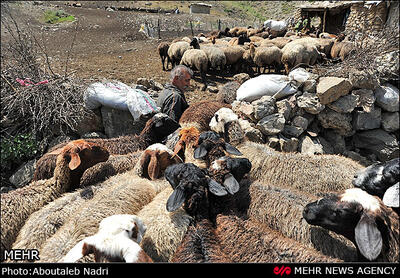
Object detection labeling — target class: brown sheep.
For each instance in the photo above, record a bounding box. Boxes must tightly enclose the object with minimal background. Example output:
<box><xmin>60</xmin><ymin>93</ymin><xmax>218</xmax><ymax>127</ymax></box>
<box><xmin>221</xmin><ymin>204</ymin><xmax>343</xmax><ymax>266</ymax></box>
<box><xmin>157</xmin><ymin>42</ymin><xmax>171</xmax><ymax>71</ymax></box>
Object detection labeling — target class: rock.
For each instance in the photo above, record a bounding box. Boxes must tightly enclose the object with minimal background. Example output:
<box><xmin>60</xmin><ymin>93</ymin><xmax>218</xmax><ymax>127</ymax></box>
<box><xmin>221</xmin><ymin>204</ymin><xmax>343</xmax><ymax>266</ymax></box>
<box><xmin>9</xmin><ymin>159</ymin><xmax>36</xmax><ymax>188</ymax></box>
<box><xmin>374</xmin><ymin>83</ymin><xmax>399</xmax><ymax>112</ymax></box>
<box><xmin>101</xmin><ymin>106</ymin><xmax>150</xmax><ymax>138</ymax></box>
<box><xmin>381</xmin><ymin>112</ymin><xmax>399</xmax><ymax>132</ymax></box>
<box><xmin>353</xmin><ymin>107</ymin><xmax>382</xmax><ymax>131</ymax></box>
<box><xmin>280</xmin><ymin>136</ymin><xmax>299</xmax><ymax>153</ymax></box>
<box><xmin>292</xmin><ymin>115</ymin><xmax>309</xmax><ymax>131</ymax></box>
<box><xmin>216</xmin><ymin>81</ymin><xmax>240</xmax><ymax>104</ymax></box>
<box><xmin>316</xmin><ymin>77</ymin><xmax>352</xmax><ymax>105</ymax></box>
<box><xmin>81</xmin><ymin>132</ymin><xmax>107</xmax><ymax>139</ymax></box>
<box><xmin>374</xmin><ymin>50</ymin><xmax>399</xmax><ymax>80</ymax></box>
<box><xmin>296</xmin><ymin>92</ymin><xmax>325</xmax><ymax>114</ymax></box>
<box><xmin>343</xmin><ymin>151</ymin><xmax>373</xmax><ymax>166</ymax></box>
<box><xmin>282</xmin><ymin>125</ymin><xmax>304</xmax><ymax>138</ymax></box>
<box><xmin>251</xmin><ymin>96</ymin><xmax>276</xmax><ymax>120</ymax></box>
<box><xmin>299</xmin><ymin>135</ymin><xmax>334</xmax><ymax>155</ymax></box>
<box><xmin>136</xmin><ymin>78</ymin><xmax>151</xmax><ymax>89</ymax></box>
<box><xmin>317</xmin><ymin>108</ymin><xmax>353</xmax><ymax>136</ymax></box>
<box><xmin>134</xmin><ymin>84</ymin><xmax>148</xmax><ymax>91</ymax></box>
<box><xmin>71</xmin><ymin>108</ymin><xmax>104</xmax><ymax>136</ymax></box>
<box><xmin>238</xmin><ymin>118</ymin><xmax>264</xmax><ymax>143</ymax></box>
<box><xmin>302</xmin><ymin>79</ymin><xmax>317</xmax><ymax>93</ymax></box>
<box><xmin>353</xmin><ymin>129</ymin><xmax>399</xmax><ymax>161</ymax></box>
<box><xmin>322</xmin><ymin>129</ymin><xmax>346</xmax><ymax>154</ymax></box>
<box><xmin>352</xmin><ymin>89</ymin><xmax>376</xmax><ymax>113</ymax></box>
<box><xmin>233</xmin><ymin>73</ymin><xmax>250</xmax><ymax>84</ymax></box>
<box><xmin>327</xmin><ymin>94</ymin><xmax>359</xmax><ymax>113</ymax></box>
<box><xmin>276</xmin><ymin>99</ymin><xmax>291</xmax><ymax>121</ymax></box>
<box><xmin>256</xmin><ymin>113</ymin><xmax>285</xmax><ymax>136</ymax></box>
<box><xmin>348</xmin><ymin>70</ymin><xmax>379</xmax><ymax>90</ymax></box>
<box><xmin>232</xmin><ymin>101</ymin><xmax>256</xmax><ymax>122</ymax></box>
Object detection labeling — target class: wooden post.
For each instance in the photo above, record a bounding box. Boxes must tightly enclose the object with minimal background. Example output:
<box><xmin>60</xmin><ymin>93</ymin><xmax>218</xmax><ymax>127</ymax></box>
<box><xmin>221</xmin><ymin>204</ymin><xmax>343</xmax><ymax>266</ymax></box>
<box><xmin>190</xmin><ymin>20</ymin><xmax>194</xmax><ymax>36</ymax></box>
<box><xmin>218</xmin><ymin>19</ymin><xmax>221</xmax><ymax>31</ymax></box>
<box><xmin>323</xmin><ymin>8</ymin><xmax>327</xmax><ymax>33</ymax></box>
<box><xmin>157</xmin><ymin>18</ymin><xmax>161</xmax><ymax>39</ymax></box>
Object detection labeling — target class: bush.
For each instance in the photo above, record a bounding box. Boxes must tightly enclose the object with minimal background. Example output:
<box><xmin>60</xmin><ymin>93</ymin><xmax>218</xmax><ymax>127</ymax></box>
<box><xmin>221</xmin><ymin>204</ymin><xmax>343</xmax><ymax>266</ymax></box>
<box><xmin>1</xmin><ymin>133</ymin><xmax>38</xmax><ymax>172</ymax></box>
<box><xmin>43</xmin><ymin>10</ymin><xmax>75</xmax><ymax>24</ymax></box>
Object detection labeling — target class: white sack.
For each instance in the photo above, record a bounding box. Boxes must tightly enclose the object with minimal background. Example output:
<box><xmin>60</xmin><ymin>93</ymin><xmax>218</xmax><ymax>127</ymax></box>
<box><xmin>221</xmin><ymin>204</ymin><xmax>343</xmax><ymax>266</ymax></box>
<box><xmin>236</xmin><ymin>74</ymin><xmax>297</xmax><ymax>102</ymax></box>
<box><xmin>263</xmin><ymin>20</ymin><xmax>287</xmax><ymax>32</ymax></box>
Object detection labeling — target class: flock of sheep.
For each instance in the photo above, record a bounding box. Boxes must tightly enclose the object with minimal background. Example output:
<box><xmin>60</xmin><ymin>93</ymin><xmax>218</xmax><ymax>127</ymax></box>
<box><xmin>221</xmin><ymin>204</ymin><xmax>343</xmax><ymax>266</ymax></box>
<box><xmin>157</xmin><ymin>25</ymin><xmax>354</xmax><ymax>89</ymax></box>
<box><xmin>1</xmin><ymin>94</ymin><xmax>398</xmax><ymax>263</ymax></box>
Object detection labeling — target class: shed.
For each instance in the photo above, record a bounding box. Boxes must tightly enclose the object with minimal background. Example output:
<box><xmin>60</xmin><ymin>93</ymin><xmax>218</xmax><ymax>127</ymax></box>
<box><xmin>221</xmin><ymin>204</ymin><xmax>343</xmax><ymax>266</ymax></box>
<box><xmin>294</xmin><ymin>1</ymin><xmax>391</xmax><ymax>35</ymax></box>
<box><xmin>189</xmin><ymin>3</ymin><xmax>212</xmax><ymax>14</ymax></box>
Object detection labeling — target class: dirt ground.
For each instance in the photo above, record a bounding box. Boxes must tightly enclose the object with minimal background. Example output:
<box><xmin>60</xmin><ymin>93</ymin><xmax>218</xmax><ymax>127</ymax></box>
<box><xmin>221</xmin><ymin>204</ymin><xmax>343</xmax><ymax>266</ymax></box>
<box><xmin>1</xmin><ymin>1</ymin><xmax>238</xmax><ymax>104</ymax></box>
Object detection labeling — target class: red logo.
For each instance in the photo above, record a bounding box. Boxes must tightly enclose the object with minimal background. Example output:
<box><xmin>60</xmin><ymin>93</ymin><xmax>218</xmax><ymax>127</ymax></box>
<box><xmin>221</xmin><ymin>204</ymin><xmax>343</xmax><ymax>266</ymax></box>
<box><xmin>274</xmin><ymin>265</ymin><xmax>292</xmax><ymax>276</ymax></box>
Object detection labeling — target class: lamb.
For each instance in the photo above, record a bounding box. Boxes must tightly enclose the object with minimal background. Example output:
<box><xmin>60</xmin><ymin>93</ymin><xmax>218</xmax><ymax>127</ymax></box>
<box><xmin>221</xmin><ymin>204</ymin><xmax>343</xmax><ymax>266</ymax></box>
<box><xmin>62</xmin><ymin>214</ymin><xmax>152</xmax><ymax>263</ymax></box>
<box><xmin>167</xmin><ymin>41</ymin><xmax>191</xmax><ymax>68</ymax></box>
<box><xmin>33</xmin><ymin>113</ymin><xmax>180</xmax><ymax>181</ymax></box>
<box><xmin>180</xmin><ymin>48</ymin><xmax>208</xmax><ymax>87</ymax></box>
<box><xmin>244</xmin><ymin>182</ymin><xmax>358</xmax><ymax>261</ymax></box>
<box><xmin>1</xmin><ymin>140</ymin><xmax>109</xmax><ymax>259</ymax></box>
<box><xmin>157</xmin><ymin>41</ymin><xmax>171</xmax><ymax>71</ymax></box>
<box><xmin>134</xmin><ymin>143</ymin><xmax>182</xmax><ymax>180</ymax></box>
<box><xmin>137</xmin><ymin>187</ymin><xmax>192</xmax><ymax>262</ymax></box>
<box><xmin>253</xmin><ymin>44</ymin><xmax>283</xmax><ymax>73</ymax></box>
<box><xmin>215</xmin><ymin>214</ymin><xmax>341</xmax><ymax>263</ymax></box>
<box><xmin>303</xmin><ymin>188</ymin><xmax>399</xmax><ymax>262</ymax></box>
<box><xmin>37</xmin><ymin>176</ymin><xmax>167</xmax><ymax>262</ymax></box>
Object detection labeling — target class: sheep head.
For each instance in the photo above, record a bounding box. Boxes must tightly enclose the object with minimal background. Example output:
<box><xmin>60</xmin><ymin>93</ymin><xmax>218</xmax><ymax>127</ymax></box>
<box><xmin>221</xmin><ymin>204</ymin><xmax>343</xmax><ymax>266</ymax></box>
<box><xmin>50</xmin><ymin>139</ymin><xmax>109</xmax><ymax>171</ymax></box>
<box><xmin>141</xmin><ymin>113</ymin><xmax>180</xmax><ymax>142</ymax></box>
<box><xmin>193</xmin><ymin>131</ymin><xmax>242</xmax><ymax>160</ymax></box>
<box><xmin>303</xmin><ymin>188</ymin><xmax>399</xmax><ymax>261</ymax></box>
<box><xmin>172</xmin><ymin>126</ymin><xmax>200</xmax><ymax>160</ymax></box>
<box><xmin>165</xmin><ymin>163</ymin><xmax>226</xmax><ymax>215</ymax></box>
<box><xmin>137</xmin><ymin>144</ymin><xmax>182</xmax><ymax>180</ymax></box>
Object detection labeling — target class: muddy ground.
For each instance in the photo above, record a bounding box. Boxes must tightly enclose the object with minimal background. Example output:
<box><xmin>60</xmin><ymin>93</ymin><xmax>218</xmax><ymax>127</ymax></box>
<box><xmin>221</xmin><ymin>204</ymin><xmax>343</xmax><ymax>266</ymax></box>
<box><xmin>1</xmin><ymin>1</ymin><xmax>242</xmax><ymax>104</ymax></box>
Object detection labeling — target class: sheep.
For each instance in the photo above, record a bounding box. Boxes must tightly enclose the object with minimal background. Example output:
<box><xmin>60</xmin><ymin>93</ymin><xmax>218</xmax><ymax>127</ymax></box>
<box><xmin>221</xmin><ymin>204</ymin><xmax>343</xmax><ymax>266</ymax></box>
<box><xmin>37</xmin><ymin>176</ymin><xmax>167</xmax><ymax>262</ymax></box>
<box><xmin>281</xmin><ymin>41</ymin><xmax>322</xmax><ymax>73</ymax></box>
<box><xmin>266</xmin><ymin>37</ymin><xmax>293</xmax><ymax>48</ymax></box>
<box><xmin>215</xmin><ymin>214</ymin><xmax>342</xmax><ymax>263</ymax></box>
<box><xmin>137</xmin><ymin>187</ymin><xmax>192</xmax><ymax>262</ymax></box>
<box><xmin>241</xmin><ymin>43</ymin><xmax>257</xmax><ymax>74</ymax></box>
<box><xmin>330</xmin><ymin>34</ymin><xmax>354</xmax><ymax>61</ymax></box>
<box><xmin>288</xmin><ymin>37</ymin><xmax>334</xmax><ymax>58</ymax></box>
<box><xmin>228</xmin><ymin>26</ymin><xmax>248</xmax><ymax>37</ymax></box>
<box><xmin>201</xmin><ymin>46</ymin><xmax>227</xmax><ymax>73</ymax></box>
<box><xmin>253</xmin><ymin>44</ymin><xmax>283</xmax><ymax>73</ymax></box>
<box><xmin>62</xmin><ymin>214</ymin><xmax>152</xmax><ymax>263</ymax></box>
<box><xmin>228</xmin><ymin>34</ymin><xmax>250</xmax><ymax>46</ymax></box>
<box><xmin>134</xmin><ymin>143</ymin><xmax>182</xmax><ymax>180</ymax></box>
<box><xmin>33</xmin><ymin>113</ymin><xmax>180</xmax><ymax>182</ymax></box>
<box><xmin>207</xmin><ymin>109</ymin><xmax>364</xmax><ymax>194</ymax></box>
<box><xmin>170</xmin><ymin>219</ymin><xmax>232</xmax><ymax>263</ymax></box>
<box><xmin>319</xmin><ymin>32</ymin><xmax>337</xmax><ymax>39</ymax></box>
<box><xmin>167</xmin><ymin>41</ymin><xmax>191</xmax><ymax>68</ymax></box>
<box><xmin>157</xmin><ymin>41</ymin><xmax>171</xmax><ymax>71</ymax></box>
<box><xmin>179</xmin><ymin>100</ymin><xmax>231</xmax><ymax>133</ymax></box>
<box><xmin>303</xmin><ymin>188</ymin><xmax>399</xmax><ymax>262</ymax></box>
<box><xmin>0</xmin><ymin>140</ymin><xmax>109</xmax><ymax>259</ymax></box>
<box><xmin>247</xmin><ymin>26</ymin><xmax>266</xmax><ymax>37</ymax></box>
<box><xmin>180</xmin><ymin>48</ymin><xmax>208</xmax><ymax>88</ymax></box>
<box><xmin>244</xmin><ymin>182</ymin><xmax>358</xmax><ymax>261</ymax></box>
<box><xmin>222</xmin><ymin>46</ymin><xmax>245</xmax><ymax>73</ymax></box>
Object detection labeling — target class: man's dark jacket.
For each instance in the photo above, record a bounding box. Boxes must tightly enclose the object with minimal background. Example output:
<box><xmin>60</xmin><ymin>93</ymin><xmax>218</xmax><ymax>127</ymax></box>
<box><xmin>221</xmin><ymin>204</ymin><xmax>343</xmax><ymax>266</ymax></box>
<box><xmin>156</xmin><ymin>84</ymin><xmax>189</xmax><ymax>123</ymax></box>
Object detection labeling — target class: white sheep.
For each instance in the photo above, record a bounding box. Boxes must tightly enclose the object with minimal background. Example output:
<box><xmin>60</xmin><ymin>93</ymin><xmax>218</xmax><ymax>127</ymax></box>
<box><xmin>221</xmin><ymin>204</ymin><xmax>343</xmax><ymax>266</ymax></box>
<box><xmin>167</xmin><ymin>41</ymin><xmax>191</xmax><ymax>68</ymax></box>
<box><xmin>253</xmin><ymin>44</ymin><xmax>283</xmax><ymax>73</ymax></box>
<box><xmin>62</xmin><ymin>214</ymin><xmax>152</xmax><ymax>263</ymax></box>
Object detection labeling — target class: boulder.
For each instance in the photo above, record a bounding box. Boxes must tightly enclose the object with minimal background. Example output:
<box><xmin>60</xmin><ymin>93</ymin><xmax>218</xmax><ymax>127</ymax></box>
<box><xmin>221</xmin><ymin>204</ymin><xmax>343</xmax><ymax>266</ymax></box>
<box><xmin>316</xmin><ymin>77</ymin><xmax>352</xmax><ymax>105</ymax></box>
<box><xmin>317</xmin><ymin>108</ymin><xmax>353</xmax><ymax>136</ymax></box>
<box><xmin>9</xmin><ymin>159</ymin><xmax>36</xmax><ymax>188</ymax></box>
<box><xmin>381</xmin><ymin>112</ymin><xmax>399</xmax><ymax>132</ymax></box>
<box><xmin>71</xmin><ymin>108</ymin><xmax>104</xmax><ymax>136</ymax></box>
<box><xmin>327</xmin><ymin>94</ymin><xmax>359</xmax><ymax>113</ymax></box>
<box><xmin>282</xmin><ymin>125</ymin><xmax>304</xmax><ymax>138</ymax></box>
<box><xmin>353</xmin><ymin>129</ymin><xmax>399</xmax><ymax>161</ymax></box>
<box><xmin>296</xmin><ymin>92</ymin><xmax>325</xmax><ymax>114</ymax></box>
<box><xmin>353</xmin><ymin>107</ymin><xmax>382</xmax><ymax>131</ymax></box>
<box><xmin>251</xmin><ymin>96</ymin><xmax>277</xmax><ymax>120</ymax></box>
<box><xmin>292</xmin><ymin>115</ymin><xmax>309</xmax><ymax>131</ymax></box>
<box><xmin>276</xmin><ymin>99</ymin><xmax>292</xmax><ymax>121</ymax></box>
<box><xmin>232</xmin><ymin>101</ymin><xmax>256</xmax><ymax>122</ymax></box>
<box><xmin>322</xmin><ymin>129</ymin><xmax>346</xmax><ymax>154</ymax></box>
<box><xmin>279</xmin><ymin>135</ymin><xmax>299</xmax><ymax>153</ymax></box>
<box><xmin>352</xmin><ymin>89</ymin><xmax>376</xmax><ymax>113</ymax></box>
<box><xmin>256</xmin><ymin>113</ymin><xmax>285</xmax><ymax>136</ymax></box>
<box><xmin>299</xmin><ymin>135</ymin><xmax>334</xmax><ymax>155</ymax></box>
<box><xmin>374</xmin><ymin>83</ymin><xmax>399</xmax><ymax>112</ymax></box>
<box><xmin>238</xmin><ymin>118</ymin><xmax>265</xmax><ymax>144</ymax></box>
<box><xmin>216</xmin><ymin>81</ymin><xmax>240</xmax><ymax>104</ymax></box>
<box><xmin>348</xmin><ymin>70</ymin><xmax>379</xmax><ymax>90</ymax></box>
<box><xmin>302</xmin><ymin>79</ymin><xmax>317</xmax><ymax>93</ymax></box>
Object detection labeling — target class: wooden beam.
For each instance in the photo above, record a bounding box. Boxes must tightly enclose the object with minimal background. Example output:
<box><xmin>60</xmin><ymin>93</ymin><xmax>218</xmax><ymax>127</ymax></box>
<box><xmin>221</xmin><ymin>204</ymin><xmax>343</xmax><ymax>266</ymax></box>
<box><xmin>323</xmin><ymin>8</ymin><xmax>327</xmax><ymax>32</ymax></box>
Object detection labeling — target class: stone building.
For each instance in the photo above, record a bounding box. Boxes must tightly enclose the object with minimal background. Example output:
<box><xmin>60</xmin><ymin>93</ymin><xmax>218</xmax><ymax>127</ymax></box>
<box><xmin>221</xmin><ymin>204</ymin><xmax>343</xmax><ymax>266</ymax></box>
<box><xmin>189</xmin><ymin>3</ymin><xmax>212</xmax><ymax>14</ymax></box>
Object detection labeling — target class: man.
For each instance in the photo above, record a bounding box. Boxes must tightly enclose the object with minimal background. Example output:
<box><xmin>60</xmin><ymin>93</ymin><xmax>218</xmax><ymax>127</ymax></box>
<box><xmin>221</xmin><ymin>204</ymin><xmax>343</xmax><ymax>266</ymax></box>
<box><xmin>157</xmin><ymin>65</ymin><xmax>193</xmax><ymax>123</ymax></box>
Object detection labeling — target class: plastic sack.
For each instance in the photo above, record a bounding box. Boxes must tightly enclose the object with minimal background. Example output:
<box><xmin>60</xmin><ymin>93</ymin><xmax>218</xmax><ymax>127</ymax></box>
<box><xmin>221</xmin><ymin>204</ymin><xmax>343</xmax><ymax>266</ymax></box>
<box><xmin>263</xmin><ymin>20</ymin><xmax>287</xmax><ymax>32</ymax></box>
<box><xmin>84</xmin><ymin>81</ymin><xmax>159</xmax><ymax>121</ymax></box>
<box><xmin>236</xmin><ymin>74</ymin><xmax>298</xmax><ymax>102</ymax></box>
<box><xmin>288</xmin><ymin>68</ymin><xmax>312</xmax><ymax>84</ymax></box>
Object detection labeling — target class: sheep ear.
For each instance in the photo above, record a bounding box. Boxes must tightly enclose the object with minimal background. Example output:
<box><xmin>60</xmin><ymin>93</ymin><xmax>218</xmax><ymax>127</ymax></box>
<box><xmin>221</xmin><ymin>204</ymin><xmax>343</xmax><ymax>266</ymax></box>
<box><xmin>223</xmin><ymin>173</ymin><xmax>240</xmax><ymax>195</ymax></box>
<box><xmin>354</xmin><ymin>212</ymin><xmax>383</xmax><ymax>261</ymax></box>
<box><xmin>69</xmin><ymin>153</ymin><xmax>81</xmax><ymax>170</ymax></box>
<box><xmin>138</xmin><ymin>151</ymin><xmax>151</xmax><ymax>177</ymax></box>
<box><xmin>166</xmin><ymin>187</ymin><xmax>185</xmax><ymax>212</ymax></box>
<box><xmin>208</xmin><ymin>179</ymin><xmax>228</xmax><ymax>196</ymax></box>
<box><xmin>225</xmin><ymin>143</ymin><xmax>242</xmax><ymax>156</ymax></box>
<box><xmin>382</xmin><ymin>183</ymin><xmax>399</xmax><ymax>208</ymax></box>
<box><xmin>148</xmin><ymin>152</ymin><xmax>161</xmax><ymax>180</ymax></box>
<box><xmin>194</xmin><ymin>145</ymin><xmax>208</xmax><ymax>159</ymax></box>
